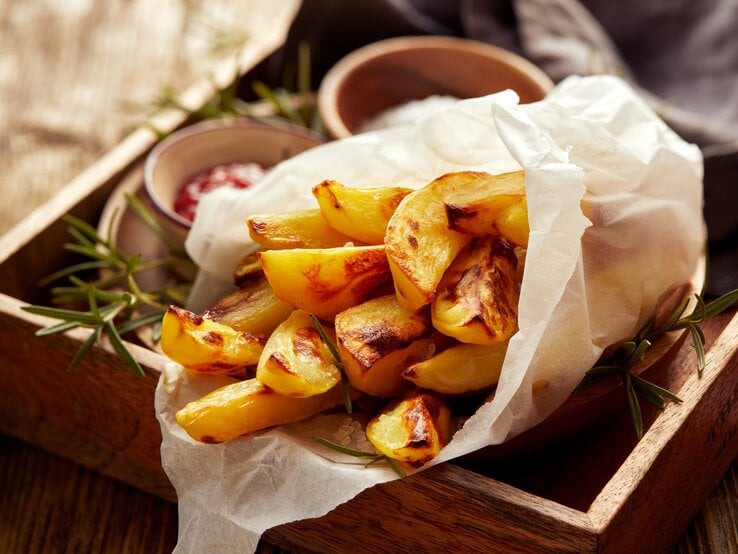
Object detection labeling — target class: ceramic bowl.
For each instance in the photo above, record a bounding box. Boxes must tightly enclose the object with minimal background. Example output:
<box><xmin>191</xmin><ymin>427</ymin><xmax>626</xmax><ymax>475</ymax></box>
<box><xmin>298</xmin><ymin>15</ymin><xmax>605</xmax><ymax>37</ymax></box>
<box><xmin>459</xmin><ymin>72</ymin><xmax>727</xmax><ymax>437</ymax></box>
<box><xmin>318</xmin><ymin>35</ymin><xmax>554</xmax><ymax>139</ymax></box>
<box><xmin>144</xmin><ymin>118</ymin><xmax>326</xmax><ymax>242</ymax></box>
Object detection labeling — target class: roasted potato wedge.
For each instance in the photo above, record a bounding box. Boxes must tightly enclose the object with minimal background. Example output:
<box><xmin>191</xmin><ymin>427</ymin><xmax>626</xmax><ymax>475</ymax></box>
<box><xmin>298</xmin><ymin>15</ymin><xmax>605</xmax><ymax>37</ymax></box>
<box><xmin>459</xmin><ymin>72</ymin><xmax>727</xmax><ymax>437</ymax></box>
<box><xmin>385</xmin><ymin>172</ymin><xmax>486</xmax><ymax>311</ymax></box>
<box><xmin>176</xmin><ymin>377</ymin><xmax>347</xmax><ymax>443</ymax></box>
<box><xmin>256</xmin><ymin>310</ymin><xmax>340</xmax><ymax>397</ymax></box>
<box><xmin>247</xmin><ymin>209</ymin><xmax>355</xmax><ymax>249</ymax></box>
<box><xmin>204</xmin><ymin>275</ymin><xmax>293</xmax><ymax>336</ymax></box>
<box><xmin>161</xmin><ymin>306</ymin><xmax>264</xmax><ymax>374</ymax></box>
<box><xmin>312</xmin><ymin>180</ymin><xmax>411</xmax><ymax>244</ymax></box>
<box><xmin>402</xmin><ymin>341</ymin><xmax>508</xmax><ymax>395</ymax></box>
<box><xmin>495</xmin><ymin>197</ymin><xmax>529</xmax><ymax>247</ymax></box>
<box><xmin>335</xmin><ymin>295</ymin><xmax>436</xmax><ymax>397</ymax></box>
<box><xmin>258</xmin><ymin>245</ymin><xmax>391</xmax><ymax>320</ymax></box>
<box><xmin>366</xmin><ymin>391</ymin><xmax>451</xmax><ymax>466</ymax></box>
<box><xmin>432</xmin><ymin>236</ymin><xmax>519</xmax><ymax>345</ymax></box>
<box><xmin>233</xmin><ymin>253</ymin><xmax>263</xmax><ymax>287</ymax></box>
<box><xmin>443</xmin><ymin>170</ymin><xmax>525</xmax><ymax>235</ymax></box>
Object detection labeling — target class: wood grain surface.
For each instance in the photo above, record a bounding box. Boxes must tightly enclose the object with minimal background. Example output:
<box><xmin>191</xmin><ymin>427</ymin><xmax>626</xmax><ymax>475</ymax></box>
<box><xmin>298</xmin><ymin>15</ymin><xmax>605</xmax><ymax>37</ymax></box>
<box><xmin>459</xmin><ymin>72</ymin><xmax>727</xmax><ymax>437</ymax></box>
<box><xmin>0</xmin><ymin>1</ymin><xmax>736</xmax><ymax>553</ymax></box>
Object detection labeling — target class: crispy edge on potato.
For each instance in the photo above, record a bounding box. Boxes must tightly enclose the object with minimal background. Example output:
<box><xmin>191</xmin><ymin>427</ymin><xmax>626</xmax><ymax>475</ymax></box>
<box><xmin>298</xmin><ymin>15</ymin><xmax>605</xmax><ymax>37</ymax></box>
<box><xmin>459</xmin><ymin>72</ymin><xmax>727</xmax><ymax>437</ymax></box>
<box><xmin>204</xmin><ymin>275</ymin><xmax>294</xmax><ymax>336</ymax></box>
<box><xmin>256</xmin><ymin>310</ymin><xmax>340</xmax><ymax>397</ymax></box>
<box><xmin>160</xmin><ymin>305</ymin><xmax>264</xmax><ymax>374</ymax></box>
<box><xmin>443</xmin><ymin>170</ymin><xmax>526</xmax><ymax>235</ymax></box>
<box><xmin>402</xmin><ymin>341</ymin><xmax>508</xmax><ymax>395</ymax></box>
<box><xmin>385</xmin><ymin>171</ymin><xmax>487</xmax><ymax>311</ymax></box>
<box><xmin>247</xmin><ymin>208</ymin><xmax>355</xmax><ymax>249</ymax></box>
<box><xmin>431</xmin><ymin>236</ymin><xmax>519</xmax><ymax>345</ymax></box>
<box><xmin>312</xmin><ymin>180</ymin><xmax>411</xmax><ymax>244</ymax></box>
<box><xmin>258</xmin><ymin>244</ymin><xmax>391</xmax><ymax>320</ymax></box>
<box><xmin>366</xmin><ymin>390</ymin><xmax>451</xmax><ymax>467</ymax></box>
<box><xmin>335</xmin><ymin>295</ymin><xmax>436</xmax><ymax>397</ymax></box>
<box><xmin>175</xmin><ymin>377</ymin><xmax>346</xmax><ymax>443</ymax></box>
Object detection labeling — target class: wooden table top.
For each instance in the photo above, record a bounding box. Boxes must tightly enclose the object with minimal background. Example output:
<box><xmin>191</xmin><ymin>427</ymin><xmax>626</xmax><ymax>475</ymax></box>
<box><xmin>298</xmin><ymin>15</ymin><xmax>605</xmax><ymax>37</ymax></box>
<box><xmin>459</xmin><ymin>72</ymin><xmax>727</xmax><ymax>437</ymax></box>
<box><xmin>0</xmin><ymin>2</ymin><xmax>736</xmax><ymax>552</ymax></box>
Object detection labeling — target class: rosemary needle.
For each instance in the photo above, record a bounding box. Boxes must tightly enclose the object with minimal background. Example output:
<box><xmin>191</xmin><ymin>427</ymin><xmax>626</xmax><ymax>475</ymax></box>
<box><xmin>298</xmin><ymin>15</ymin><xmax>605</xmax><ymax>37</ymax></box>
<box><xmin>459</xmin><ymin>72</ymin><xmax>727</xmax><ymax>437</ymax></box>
<box><xmin>577</xmin><ymin>287</ymin><xmax>738</xmax><ymax>439</ymax></box>
<box><xmin>309</xmin><ymin>314</ymin><xmax>353</xmax><ymax>414</ymax></box>
<box><xmin>312</xmin><ymin>436</ymin><xmax>407</xmax><ymax>478</ymax></box>
<box><xmin>23</xmin><ymin>197</ymin><xmax>192</xmax><ymax>377</ymax></box>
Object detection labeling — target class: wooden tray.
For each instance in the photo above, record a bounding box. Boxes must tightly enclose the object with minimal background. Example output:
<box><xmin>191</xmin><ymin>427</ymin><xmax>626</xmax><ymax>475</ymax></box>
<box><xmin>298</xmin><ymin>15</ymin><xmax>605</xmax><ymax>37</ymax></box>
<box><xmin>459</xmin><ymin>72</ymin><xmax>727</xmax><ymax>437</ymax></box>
<box><xmin>1</xmin><ymin>68</ymin><xmax>737</xmax><ymax>554</ymax></box>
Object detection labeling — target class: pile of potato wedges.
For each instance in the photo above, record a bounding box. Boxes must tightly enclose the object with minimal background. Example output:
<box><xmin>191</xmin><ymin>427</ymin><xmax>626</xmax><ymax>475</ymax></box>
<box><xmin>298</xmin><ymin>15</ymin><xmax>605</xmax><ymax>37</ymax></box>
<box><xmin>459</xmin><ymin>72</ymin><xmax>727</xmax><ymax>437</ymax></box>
<box><xmin>161</xmin><ymin>170</ymin><xmax>529</xmax><ymax>467</ymax></box>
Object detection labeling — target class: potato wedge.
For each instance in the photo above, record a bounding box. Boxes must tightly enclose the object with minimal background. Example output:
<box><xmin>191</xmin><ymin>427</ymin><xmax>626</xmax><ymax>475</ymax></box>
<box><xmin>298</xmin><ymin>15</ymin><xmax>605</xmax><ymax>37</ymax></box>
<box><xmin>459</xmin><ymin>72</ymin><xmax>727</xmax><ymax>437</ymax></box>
<box><xmin>385</xmin><ymin>172</ymin><xmax>486</xmax><ymax>311</ymax></box>
<box><xmin>160</xmin><ymin>306</ymin><xmax>264</xmax><ymax>374</ymax></box>
<box><xmin>432</xmin><ymin>236</ymin><xmax>519</xmax><ymax>345</ymax></box>
<box><xmin>402</xmin><ymin>341</ymin><xmax>508</xmax><ymax>395</ymax></box>
<box><xmin>443</xmin><ymin>170</ymin><xmax>525</xmax><ymax>235</ymax></box>
<box><xmin>258</xmin><ymin>245</ymin><xmax>391</xmax><ymax>320</ymax></box>
<box><xmin>366</xmin><ymin>391</ymin><xmax>451</xmax><ymax>466</ymax></box>
<box><xmin>176</xmin><ymin>377</ymin><xmax>346</xmax><ymax>443</ymax></box>
<box><xmin>495</xmin><ymin>197</ymin><xmax>529</xmax><ymax>247</ymax></box>
<box><xmin>256</xmin><ymin>310</ymin><xmax>340</xmax><ymax>397</ymax></box>
<box><xmin>247</xmin><ymin>209</ymin><xmax>355</xmax><ymax>249</ymax></box>
<box><xmin>312</xmin><ymin>180</ymin><xmax>411</xmax><ymax>244</ymax></box>
<box><xmin>204</xmin><ymin>275</ymin><xmax>293</xmax><ymax>336</ymax></box>
<box><xmin>335</xmin><ymin>295</ymin><xmax>436</xmax><ymax>397</ymax></box>
<box><xmin>233</xmin><ymin>253</ymin><xmax>263</xmax><ymax>287</ymax></box>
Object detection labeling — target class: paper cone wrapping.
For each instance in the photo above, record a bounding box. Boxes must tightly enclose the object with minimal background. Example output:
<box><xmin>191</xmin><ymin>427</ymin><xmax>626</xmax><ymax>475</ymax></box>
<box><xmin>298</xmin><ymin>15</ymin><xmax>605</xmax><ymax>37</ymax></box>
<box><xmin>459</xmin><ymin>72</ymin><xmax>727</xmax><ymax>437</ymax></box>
<box><xmin>156</xmin><ymin>75</ymin><xmax>704</xmax><ymax>552</ymax></box>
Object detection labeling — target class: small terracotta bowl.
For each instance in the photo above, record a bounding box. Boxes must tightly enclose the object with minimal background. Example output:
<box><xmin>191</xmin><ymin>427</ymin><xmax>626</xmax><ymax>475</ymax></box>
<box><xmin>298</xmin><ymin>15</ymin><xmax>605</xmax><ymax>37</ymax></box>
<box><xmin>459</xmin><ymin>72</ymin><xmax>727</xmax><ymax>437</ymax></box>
<box><xmin>318</xmin><ymin>35</ymin><xmax>554</xmax><ymax>139</ymax></box>
<box><xmin>144</xmin><ymin>118</ymin><xmax>326</xmax><ymax>243</ymax></box>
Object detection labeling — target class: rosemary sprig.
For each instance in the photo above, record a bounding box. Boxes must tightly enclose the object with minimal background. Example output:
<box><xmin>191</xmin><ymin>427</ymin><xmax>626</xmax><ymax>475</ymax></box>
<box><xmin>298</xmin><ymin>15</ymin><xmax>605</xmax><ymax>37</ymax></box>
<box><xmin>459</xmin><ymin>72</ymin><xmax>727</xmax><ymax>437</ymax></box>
<box><xmin>309</xmin><ymin>314</ymin><xmax>353</xmax><ymax>414</ymax></box>
<box><xmin>22</xmin><ymin>198</ymin><xmax>194</xmax><ymax>377</ymax></box>
<box><xmin>143</xmin><ymin>41</ymin><xmax>322</xmax><ymax>136</ymax></box>
<box><xmin>576</xmin><ymin>288</ymin><xmax>738</xmax><ymax>438</ymax></box>
<box><xmin>312</xmin><ymin>436</ymin><xmax>406</xmax><ymax>478</ymax></box>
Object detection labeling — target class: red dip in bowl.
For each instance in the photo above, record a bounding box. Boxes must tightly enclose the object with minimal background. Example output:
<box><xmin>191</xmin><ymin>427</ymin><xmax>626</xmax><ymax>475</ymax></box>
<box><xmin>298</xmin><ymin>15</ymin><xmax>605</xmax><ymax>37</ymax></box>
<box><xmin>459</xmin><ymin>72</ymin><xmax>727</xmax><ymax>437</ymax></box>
<box><xmin>173</xmin><ymin>162</ymin><xmax>270</xmax><ymax>222</ymax></box>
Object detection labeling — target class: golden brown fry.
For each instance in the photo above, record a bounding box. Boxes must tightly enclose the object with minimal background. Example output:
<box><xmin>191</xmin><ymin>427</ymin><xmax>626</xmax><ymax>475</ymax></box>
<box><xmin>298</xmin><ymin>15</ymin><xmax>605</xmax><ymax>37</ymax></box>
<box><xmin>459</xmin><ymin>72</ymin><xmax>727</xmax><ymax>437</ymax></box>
<box><xmin>175</xmin><ymin>377</ymin><xmax>346</xmax><ymax>443</ymax></box>
<box><xmin>403</xmin><ymin>341</ymin><xmax>508</xmax><ymax>395</ymax></box>
<box><xmin>366</xmin><ymin>391</ymin><xmax>451</xmax><ymax>466</ymax></box>
<box><xmin>258</xmin><ymin>245</ymin><xmax>391</xmax><ymax>320</ymax></box>
<box><xmin>204</xmin><ymin>275</ymin><xmax>293</xmax><ymax>337</ymax></box>
<box><xmin>432</xmin><ymin>236</ymin><xmax>519</xmax><ymax>345</ymax></box>
<box><xmin>495</xmin><ymin>197</ymin><xmax>529</xmax><ymax>247</ymax></box>
<box><xmin>443</xmin><ymin>170</ymin><xmax>525</xmax><ymax>235</ymax></box>
<box><xmin>160</xmin><ymin>306</ymin><xmax>264</xmax><ymax>374</ymax></box>
<box><xmin>312</xmin><ymin>180</ymin><xmax>411</xmax><ymax>244</ymax></box>
<box><xmin>247</xmin><ymin>209</ymin><xmax>355</xmax><ymax>249</ymax></box>
<box><xmin>385</xmin><ymin>172</ymin><xmax>485</xmax><ymax>311</ymax></box>
<box><xmin>256</xmin><ymin>310</ymin><xmax>340</xmax><ymax>397</ymax></box>
<box><xmin>335</xmin><ymin>295</ymin><xmax>436</xmax><ymax>397</ymax></box>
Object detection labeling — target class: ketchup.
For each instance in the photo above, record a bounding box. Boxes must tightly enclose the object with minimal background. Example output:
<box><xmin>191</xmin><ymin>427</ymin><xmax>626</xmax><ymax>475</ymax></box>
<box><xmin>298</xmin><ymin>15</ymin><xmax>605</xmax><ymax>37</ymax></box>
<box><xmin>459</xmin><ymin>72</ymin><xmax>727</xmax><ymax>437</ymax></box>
<box><xmin>173</xmin><ymin>162</ymin><xmax>270</xmax><ymax>222</ymax></box>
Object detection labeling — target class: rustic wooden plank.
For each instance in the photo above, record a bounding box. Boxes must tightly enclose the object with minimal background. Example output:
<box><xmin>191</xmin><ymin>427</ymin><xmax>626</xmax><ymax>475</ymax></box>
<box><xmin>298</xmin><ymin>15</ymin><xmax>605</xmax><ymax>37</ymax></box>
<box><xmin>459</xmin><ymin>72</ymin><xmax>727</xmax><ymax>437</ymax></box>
<box><xmin>265</xmin><ymin>463</ymin><xmax>597</xmax><ymax>553</ymax></box>
<box><xmin>0</xmin><ymin>434</ymin><xmax>178</xmax><ymax>554</ymax></box>
<box><xmin>589</xmin><ymin>312</ymin><xmax>738</xmax><ymax>552</ymax></box>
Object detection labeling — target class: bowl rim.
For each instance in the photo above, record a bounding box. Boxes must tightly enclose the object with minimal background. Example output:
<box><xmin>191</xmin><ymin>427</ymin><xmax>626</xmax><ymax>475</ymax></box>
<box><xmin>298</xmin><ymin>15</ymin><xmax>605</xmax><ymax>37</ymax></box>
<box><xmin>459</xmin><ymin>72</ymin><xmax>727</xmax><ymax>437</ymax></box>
<box><xmin>318</xmin><ymin>35</ymin><xmax>555</xmax><ymax>139</ymax></box>
<box><xmin>143</xmin><ymin>117</ymin><xmax>326</xmax><ymax>229</ymax></box>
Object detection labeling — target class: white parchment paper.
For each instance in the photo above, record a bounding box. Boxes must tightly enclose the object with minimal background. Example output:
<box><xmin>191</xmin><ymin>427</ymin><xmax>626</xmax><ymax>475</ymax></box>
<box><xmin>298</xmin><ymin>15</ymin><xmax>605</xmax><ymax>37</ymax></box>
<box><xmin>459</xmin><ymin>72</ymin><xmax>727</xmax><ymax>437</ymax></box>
<box><xmin>155</xmin><ymin>75</ymin><xmax>705</xmax><ymax>552</ymax></box>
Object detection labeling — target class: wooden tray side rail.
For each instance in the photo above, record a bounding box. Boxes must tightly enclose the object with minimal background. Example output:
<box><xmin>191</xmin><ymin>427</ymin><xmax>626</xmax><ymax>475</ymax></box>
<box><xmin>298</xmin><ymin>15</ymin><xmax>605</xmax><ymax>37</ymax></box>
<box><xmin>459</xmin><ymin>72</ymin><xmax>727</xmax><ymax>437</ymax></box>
<box><xmin>591</xmin><ymin>311</ymin><xmax>738</xmax><ymax>553</ymax></box>
<box><xmin>0</xmin><ymin>294</ymin><xmax>176</xmax><ymax>501</ymax></box>
<box><xmin>264</xmin><ymin>464</ymin><xmax>597</xmax><ymax>553</ymax></box>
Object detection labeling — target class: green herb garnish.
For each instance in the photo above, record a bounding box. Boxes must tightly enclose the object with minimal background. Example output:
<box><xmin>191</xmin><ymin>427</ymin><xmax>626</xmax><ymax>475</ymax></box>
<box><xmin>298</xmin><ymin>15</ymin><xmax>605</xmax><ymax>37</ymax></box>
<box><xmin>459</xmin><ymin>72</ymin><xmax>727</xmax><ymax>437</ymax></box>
<box><xmin>22</xmin><ymin>197</ymin><xmax>194</xmax><ymax>377</ymax></box>
<box><xmin>312</xmin><ymin>436</ymin><xmax>407</xmax><ymax>478</ymax></box>
<box><xmin>576</xmin><ymin>288</ymin><xmax>738</xmax><ymax>438</ymax></box>
<box><xmin>309</xmin><ymin>313</ymin><xmax>353</xmax><ymax>414</ymax></box>
<box><xmin>144</xmin><ymin>40</ymin><xmax>322</xmax><ymax>135</ymax></box>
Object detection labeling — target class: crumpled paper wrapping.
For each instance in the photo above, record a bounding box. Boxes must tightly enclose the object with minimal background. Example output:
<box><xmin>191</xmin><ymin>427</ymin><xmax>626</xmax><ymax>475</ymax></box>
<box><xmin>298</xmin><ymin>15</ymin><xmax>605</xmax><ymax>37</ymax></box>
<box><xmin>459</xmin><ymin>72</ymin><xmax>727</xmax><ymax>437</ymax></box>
<box><xmin>155</xmin><ymin>75</ymin><xmax>705</xmax><ymax>552</ymax></box>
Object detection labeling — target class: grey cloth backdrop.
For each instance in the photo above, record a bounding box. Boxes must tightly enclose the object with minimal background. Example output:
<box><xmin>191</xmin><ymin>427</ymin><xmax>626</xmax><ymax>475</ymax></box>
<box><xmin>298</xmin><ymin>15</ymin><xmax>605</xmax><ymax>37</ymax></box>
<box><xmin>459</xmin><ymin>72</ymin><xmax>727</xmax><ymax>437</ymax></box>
<box><xmin>275</xmin><ymin>0</ymin><xmax>738</xmax><ymax>293</ymax></box>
